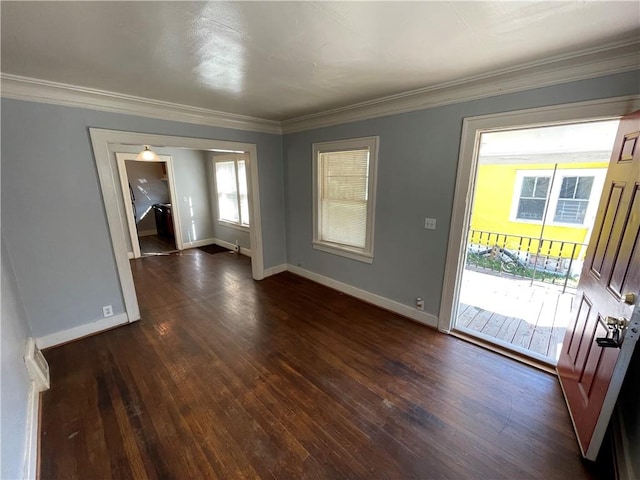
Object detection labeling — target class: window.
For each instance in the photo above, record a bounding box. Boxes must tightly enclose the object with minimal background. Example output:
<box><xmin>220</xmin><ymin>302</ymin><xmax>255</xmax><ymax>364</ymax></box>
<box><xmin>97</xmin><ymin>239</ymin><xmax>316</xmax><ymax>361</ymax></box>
<box><xmin>510</xmin><ymin>169</ymin><xmax>605</xmax><ymax>227</ymax></box>
<box><xmin>516</xmin><ymin>176</ymin><xmax>550</xmax><ymax>220</ymax></box>
<box><xmin>554</xmin><ymin>176</ymin><xmax>594</xmax><ymax>224</ymax></box>
<box><xmin>214</xmin><ymin>155</ymin><xmax>249</xmax><ymax>228</ymax></box>
<box><xmin>313</xmin><ymin>137</ymin><xmax>379</xmax><ymax>263</ymax></box>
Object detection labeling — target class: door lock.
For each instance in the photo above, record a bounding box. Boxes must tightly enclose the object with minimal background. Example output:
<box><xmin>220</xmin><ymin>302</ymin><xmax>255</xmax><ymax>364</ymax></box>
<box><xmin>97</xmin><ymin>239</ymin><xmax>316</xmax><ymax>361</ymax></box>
<box><xmin>605</xmin><ymin>316</ymin><xmax>629</xmax><ymax>329</ymax></box>
<box><xmin>620</xmin><ymin>292</ymin><xmax>636</xmax><ymax>305</ymax></box>
<box><xmin>597</xmin><ymin>316</ymin><xmax>629</xmax><ymax>348</ymax></box>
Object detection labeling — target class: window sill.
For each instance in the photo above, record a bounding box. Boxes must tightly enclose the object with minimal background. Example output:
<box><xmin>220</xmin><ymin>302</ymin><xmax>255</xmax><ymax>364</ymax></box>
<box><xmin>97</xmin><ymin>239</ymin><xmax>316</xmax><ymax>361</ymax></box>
<box><xmin>218</xmin><ymin>220</ymin><xmax>250</xmax><ymax>232</ymax></box>
<box><xmin>312</xmin><ymin>241</ymin><xmax>374</xmax><ymax>264</ymax></box>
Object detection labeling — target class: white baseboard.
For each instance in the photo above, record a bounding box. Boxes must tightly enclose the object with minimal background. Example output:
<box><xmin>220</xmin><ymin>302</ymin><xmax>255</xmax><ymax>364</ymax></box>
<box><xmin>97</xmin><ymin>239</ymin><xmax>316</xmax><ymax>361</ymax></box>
<box><xmin>137</xmin><ymin>229</ymin><xmax>157</xmax><ymax>237</ymax></box>
<box><xmin>35</xmin><ymin>312</ymin><xmax>129</xmax><ymax>349</ymax></box>
<box><xmin>23</xmin><ymin>382</ymin><xmax>40</xmax><ymax>480</ymax></box>
<box><xmin>127</xmin><ymin>251</ymin><xmax>134</xmax><ymax>259</ymax></box>
<box><xmin>182</xmin><ymin>237</ymin><xmax>217</xmax><ymax>249</ymax></box>
<box><xmin>263</xmin><ymin>263</ymin><xmax>288</xmax><ymax>278</ymax></box>
<box><xmin>286</xmin><ymin>264</ymin><xmax>438</xmax><ymax>328</ymax></box>
<box><xmin>213</xmin><ymin>238</ymin><xmax>252</xmax><ymax>257</ymax></box>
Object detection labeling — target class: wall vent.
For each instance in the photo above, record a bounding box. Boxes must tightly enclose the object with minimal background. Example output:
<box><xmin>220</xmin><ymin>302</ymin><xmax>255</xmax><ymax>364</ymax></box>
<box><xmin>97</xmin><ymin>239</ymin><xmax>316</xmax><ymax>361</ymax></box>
<box><xmin>24</xmin><ymin>338</ymin><xmax>50</xmax><ymax>391</ymax></box>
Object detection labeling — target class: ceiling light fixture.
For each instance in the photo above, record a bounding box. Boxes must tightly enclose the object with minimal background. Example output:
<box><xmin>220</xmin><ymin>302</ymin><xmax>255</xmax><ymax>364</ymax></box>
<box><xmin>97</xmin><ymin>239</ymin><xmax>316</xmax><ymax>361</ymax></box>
<box><xmin>136</xmin><ymin>145</ymin><xmax>160</xmax><ymax>162</ymax></box>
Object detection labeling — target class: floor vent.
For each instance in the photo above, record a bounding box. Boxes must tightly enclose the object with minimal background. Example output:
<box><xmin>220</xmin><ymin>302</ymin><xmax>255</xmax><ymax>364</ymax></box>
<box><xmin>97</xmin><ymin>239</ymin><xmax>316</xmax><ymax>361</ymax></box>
<box><xmin>24</xmin><ymin>338</ymin><xmax>50</xmax><ymax>391</ymax></box>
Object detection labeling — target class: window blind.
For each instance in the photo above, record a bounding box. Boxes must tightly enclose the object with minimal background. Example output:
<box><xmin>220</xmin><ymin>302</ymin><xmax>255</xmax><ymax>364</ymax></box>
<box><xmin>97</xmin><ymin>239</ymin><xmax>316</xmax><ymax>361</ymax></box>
<box><xmin>319</xmin><ymin>149</ymin><xmax>370</xmax><ymax>249</ymax></box>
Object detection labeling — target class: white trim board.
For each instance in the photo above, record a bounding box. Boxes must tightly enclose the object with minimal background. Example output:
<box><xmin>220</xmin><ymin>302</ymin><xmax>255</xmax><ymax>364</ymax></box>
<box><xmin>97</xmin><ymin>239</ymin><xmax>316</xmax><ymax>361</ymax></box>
<box><xmin>438</xmin><ymin>94</ymin><xmax>640</xmax><ymax>333</ymax></box>
<box><xmin>281</xmin><ymin>40</ymin><xmax>640</xmax><ymax>133</ymax></box>
<box><xmin>23</xmin><ymin>382</ymin><xmax>40</xmax><ymax>480</ymax></box>
<box><xmin>0</xmin><ymin>73</ymin><xmax>281</xmax><ymax>135</ymax></box>
<box><xmin>35</xmin><ymin>313</ymin><xmax>128</xmax><ymax>349</ymax></box>
<box><xmin>212</xmin><ymin>238</ymin><xmax>252</xmax><ymax>257</ymax></box>
<box><xmin>2</xmin><ymin>39</ymin><xmax>637</xmax><ymax>135</ymax></box>
<box><xmin>262</xmin><ymin>264</ymin><xmax>288</xmax><ymax>278</ymax></box>
<box><xmin>287</xmin><ymin>264</ymin><xmax>438</xmax><ymax>328</ymax></box>
<box><xmin>182</xmin><ymin>237</ymin><xmax>217</xmax><ymax>249</ymax></box>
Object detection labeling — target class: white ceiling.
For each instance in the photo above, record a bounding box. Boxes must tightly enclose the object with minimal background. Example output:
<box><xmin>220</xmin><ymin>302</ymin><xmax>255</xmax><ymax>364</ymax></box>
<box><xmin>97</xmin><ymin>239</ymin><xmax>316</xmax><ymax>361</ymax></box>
<box><xmin>1</xmin><ymin>1</ymin><xmax>639</xmax><ymax>121</ymax></box>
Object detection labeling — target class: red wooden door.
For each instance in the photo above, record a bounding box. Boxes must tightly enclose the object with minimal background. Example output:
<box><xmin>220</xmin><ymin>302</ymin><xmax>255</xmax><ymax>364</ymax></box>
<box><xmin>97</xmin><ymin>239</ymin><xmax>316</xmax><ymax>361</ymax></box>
<box><xmin>557</xmin><ymin>111</ymin><xmax>640</xmax><ymax>460</ymax></box>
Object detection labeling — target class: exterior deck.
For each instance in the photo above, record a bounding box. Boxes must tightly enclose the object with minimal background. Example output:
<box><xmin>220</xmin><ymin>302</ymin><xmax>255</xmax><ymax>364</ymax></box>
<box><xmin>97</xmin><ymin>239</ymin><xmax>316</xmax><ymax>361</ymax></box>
<box><xmin>456</xmin><ymin>269</ymin><xmax>575</xmax><ymax>363</ymax></box>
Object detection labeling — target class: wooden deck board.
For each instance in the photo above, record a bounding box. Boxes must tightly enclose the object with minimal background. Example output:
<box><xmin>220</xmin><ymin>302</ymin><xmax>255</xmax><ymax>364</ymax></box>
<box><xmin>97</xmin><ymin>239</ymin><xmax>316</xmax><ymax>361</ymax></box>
<box><xmin>482</xmin><ymin>313</ymin><xmax>508</xmax><ymax>338</ymax></box>
<box><xmin>495</xmin><ymin>316</ymin><xmax>523</xmax><ymax>343</ymax></box>
<box><xmin>456</xmin><ymin>270</ymin><xmax>576</xmax><ymax>363</ymax></box>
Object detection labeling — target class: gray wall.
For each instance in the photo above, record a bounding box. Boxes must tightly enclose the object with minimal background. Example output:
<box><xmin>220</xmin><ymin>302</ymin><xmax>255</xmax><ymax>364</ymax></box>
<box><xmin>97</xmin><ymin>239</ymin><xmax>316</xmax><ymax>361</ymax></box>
<box><xmin>283</xmin><ymin>70</ymin><xmax>640</xmax><ymax>318</ymax></box>
<box><xmin>124</xmin><ymin>160</ymin><xmax>169</xmax><ymax>233</ymax></box>
<box><xmin>171</xmin><ymin>149</ymin><xmax>216</xmax><ymax>245</ymax></box>
<box><xmin>1</xmin><ymin>235</ymin><xmax>34</xmax><ymax>479</ymax></box>
<box><xmin>1</xmin><ymin>99</ymin><xmax>285</xmax><ymax>338</ymax></box>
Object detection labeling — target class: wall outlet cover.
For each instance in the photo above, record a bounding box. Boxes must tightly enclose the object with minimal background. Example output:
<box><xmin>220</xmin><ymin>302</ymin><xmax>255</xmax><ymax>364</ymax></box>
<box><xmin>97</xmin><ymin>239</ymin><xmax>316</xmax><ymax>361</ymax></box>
<box><xmin>424</xmin><ymin>218</ymin><xmax>437</xmax><ymax>230</ymax></box>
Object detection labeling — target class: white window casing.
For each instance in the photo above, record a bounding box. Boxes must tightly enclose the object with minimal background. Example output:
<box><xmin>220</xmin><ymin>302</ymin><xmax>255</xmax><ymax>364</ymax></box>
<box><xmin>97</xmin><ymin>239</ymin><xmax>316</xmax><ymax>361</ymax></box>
<box><xmin>214</xmin><ymin>154</ymin><xmax>250</xmax><ymax>229</ymax></box>
<box><xmin>312</xmin><ymin>136</ymin><xmax>379</xmax><ymax>263</ymax></box>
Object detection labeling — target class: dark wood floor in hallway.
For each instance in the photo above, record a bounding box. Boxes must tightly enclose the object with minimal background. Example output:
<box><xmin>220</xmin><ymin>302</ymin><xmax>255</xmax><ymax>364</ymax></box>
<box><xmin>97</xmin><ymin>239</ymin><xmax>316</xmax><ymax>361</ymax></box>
<box><xmin>40</xmin><ymin>251</ymin><xmax>601</xmax><ymax>479</ymax></box>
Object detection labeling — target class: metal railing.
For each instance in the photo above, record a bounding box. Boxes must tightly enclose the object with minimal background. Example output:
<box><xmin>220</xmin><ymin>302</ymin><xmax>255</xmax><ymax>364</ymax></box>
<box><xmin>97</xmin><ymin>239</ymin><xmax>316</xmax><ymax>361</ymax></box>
<box><xmin>465</xmin><ymin>229</ymin><xmax>588</xmax><ymax>293</ymax></box>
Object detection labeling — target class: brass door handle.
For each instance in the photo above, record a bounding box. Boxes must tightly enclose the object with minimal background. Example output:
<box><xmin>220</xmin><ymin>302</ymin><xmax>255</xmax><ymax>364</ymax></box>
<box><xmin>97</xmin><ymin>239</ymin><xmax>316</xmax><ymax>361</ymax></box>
<box><xmin>605</xmin><ymin>316</ymin><xmax>629</xmax><ymax>329</ymax></box>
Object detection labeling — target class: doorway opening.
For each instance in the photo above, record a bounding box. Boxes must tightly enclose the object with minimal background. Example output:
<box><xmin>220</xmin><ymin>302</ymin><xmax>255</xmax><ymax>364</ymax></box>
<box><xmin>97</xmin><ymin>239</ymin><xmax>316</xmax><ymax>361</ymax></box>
<box><xmin>90</xmin><ymin>129</ymin><xmax>265</xmax><ymax>324</ymax></box>
<box><xmin>454</xmin><ymin>120</ymin><xmax>619</xmax><ymax>364</ymax></box>
<box><xmin>116</xmin><ymin>153</ymin><xmax>181</xmax><ymax>257</ymax></box>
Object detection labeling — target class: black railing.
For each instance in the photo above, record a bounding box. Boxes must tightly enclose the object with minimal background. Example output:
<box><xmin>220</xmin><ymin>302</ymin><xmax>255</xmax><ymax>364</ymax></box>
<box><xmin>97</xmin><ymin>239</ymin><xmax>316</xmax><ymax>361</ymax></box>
<box><xmin>465</xmin><ymin>229</ymin><xmax>588</xmax><ymax>293</ymax></box>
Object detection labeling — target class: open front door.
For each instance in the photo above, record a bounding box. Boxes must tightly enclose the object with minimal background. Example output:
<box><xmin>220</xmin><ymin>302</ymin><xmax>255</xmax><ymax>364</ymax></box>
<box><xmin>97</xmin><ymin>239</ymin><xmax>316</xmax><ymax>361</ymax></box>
<box><xmin>557</xmin><ymin>111</ymin><xmax>640</xmax><ymax>460</ymax></box>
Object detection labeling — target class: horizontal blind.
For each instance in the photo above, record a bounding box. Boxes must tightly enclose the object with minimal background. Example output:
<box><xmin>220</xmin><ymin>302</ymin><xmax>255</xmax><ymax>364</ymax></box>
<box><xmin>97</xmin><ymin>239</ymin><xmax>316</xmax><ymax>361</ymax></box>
<box><xmin>320</xmin><ymin>149</ymin><xmax>370</xmax><ymax>249</ymax></box>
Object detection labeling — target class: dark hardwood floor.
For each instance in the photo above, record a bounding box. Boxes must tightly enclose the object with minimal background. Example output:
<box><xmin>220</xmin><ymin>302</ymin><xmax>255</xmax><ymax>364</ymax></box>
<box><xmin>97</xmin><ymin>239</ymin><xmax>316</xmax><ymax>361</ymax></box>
<box><xmin>138</xmin><ymin>234</ymin><xmax>177</xmax><ymax>256</ymax></box>
<box><xmin>40</xmin><ymin>251</ymin><xmax>601</xmax><ymax>479</ymax></box>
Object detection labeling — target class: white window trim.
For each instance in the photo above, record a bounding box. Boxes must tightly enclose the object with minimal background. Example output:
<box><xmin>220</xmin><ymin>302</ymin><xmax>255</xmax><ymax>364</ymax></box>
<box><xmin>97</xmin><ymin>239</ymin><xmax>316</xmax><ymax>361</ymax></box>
<box><xmin>218</xmin><ymin>219</ymin><xmax>249</xmax><ymax>232</ymax></box>
<box><xmin>213</xmin><ymin>154</ymin><xmax>250</xmax><ymax>228</ymax></box>
<box><xmin>509</xmin><ymin>168</ymin><xmax>607</xmax><ymax>228</ymax></box>
<box><xmin>312</xmin><ymin>136</ymin><xmax>379</xmax><ymax>264</ymax></box>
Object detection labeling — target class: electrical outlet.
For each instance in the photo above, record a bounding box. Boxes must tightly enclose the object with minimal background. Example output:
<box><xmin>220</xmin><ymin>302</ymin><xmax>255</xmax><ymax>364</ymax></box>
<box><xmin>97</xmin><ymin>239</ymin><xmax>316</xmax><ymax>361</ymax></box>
<box><xmin>424</xmin><ymin>217</ymin><xmax>437</xmax><ymax>230</ymax></box>
<box><xmin>102</xmin><ymin>305</ymin><xmax>114</xmax><ymax>318</ymax></box>
<box><xmin>416</xmin><ymin>297</ymin><xmax>424</xmax><ymax>311</ymax></box>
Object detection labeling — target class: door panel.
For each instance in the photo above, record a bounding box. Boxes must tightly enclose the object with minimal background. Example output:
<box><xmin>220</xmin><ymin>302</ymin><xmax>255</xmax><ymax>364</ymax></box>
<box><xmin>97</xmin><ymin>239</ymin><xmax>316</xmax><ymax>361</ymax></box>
<box><xmin>557</xmin><ymin>111</ymin><xmax>640</xmax><ymax>461</ymax></box>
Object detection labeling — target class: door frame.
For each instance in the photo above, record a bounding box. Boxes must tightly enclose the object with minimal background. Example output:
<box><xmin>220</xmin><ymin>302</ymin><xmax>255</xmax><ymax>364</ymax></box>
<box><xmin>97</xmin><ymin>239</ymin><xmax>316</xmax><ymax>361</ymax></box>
<box><xmin>115</xmin><ymin>153</ymin><xmax>183</xmax><ymax>258</ymax></box>
<box><xmin>90</xmin><ymin>128</ymin><xmax>265</xmax><ymax>323</ymax></box>
<box><xmin>438</xmin><ymin>95</ymin><xmax>640</xmax><ymax>333</ymax></box>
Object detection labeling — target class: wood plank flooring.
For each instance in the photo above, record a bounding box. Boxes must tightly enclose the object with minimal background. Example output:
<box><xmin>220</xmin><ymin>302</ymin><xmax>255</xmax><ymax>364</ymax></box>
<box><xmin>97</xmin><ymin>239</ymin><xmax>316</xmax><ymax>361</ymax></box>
<box><xmin>457</xmin><ymin>270</ymin><xmax>574</xmax><ymax>361</ymax></box>
<box><xmin>138</xmin><ymin>234</ymin><xmax>177</xmax><ymax>256</ymax></box>
<box><xmin>39</xmin><ymin>252</ymin><xmax>604</xmax><ymax>479</ymax></box>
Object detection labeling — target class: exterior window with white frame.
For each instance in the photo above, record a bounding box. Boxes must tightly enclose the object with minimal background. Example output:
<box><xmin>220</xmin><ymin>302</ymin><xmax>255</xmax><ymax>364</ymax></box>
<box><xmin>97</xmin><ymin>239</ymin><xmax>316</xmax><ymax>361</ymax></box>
<box><xmin>313</xmin><ymin>136</ymin><xmax>379</xmax><ymax>263</ymax></box>
<box><xmin>214</xmin><ymin>155</ymin><xmax>249</xmax><ymax>228</ymax></box>
<box><xmin>515</xmin><ymin>175</ymin><xmax>551</xmax><ymax>220</ymax></box>
<box><xmin>553</xmin><ymin>176</ymin><xmax>594</xmax><ymax>224</ymax></box>
<box><xmin>510</xmin><ymin>169</ymin><xmax>605</xmax><ymax>227</ymax></box>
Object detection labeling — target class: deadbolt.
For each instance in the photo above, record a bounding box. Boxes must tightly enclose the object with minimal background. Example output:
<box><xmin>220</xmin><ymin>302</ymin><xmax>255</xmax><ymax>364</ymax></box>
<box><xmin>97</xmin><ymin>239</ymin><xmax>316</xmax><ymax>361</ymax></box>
<box><xmin>620</xmin><ymin>292</ymin><xmax>636</xmax><ymax>305</ymax></box>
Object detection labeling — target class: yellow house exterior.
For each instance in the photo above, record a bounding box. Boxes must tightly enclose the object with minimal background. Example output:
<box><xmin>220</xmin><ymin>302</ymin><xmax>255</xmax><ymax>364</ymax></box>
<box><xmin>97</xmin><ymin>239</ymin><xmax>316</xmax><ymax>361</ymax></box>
<box><xmin>470</xmin><ymin>160</ymin><xmax>608</xmax><ymax>260</ymax></box>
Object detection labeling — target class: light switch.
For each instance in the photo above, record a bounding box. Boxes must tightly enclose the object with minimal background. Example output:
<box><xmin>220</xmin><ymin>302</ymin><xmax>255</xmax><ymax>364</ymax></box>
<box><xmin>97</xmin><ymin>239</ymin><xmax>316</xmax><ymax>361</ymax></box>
<box><xmin>424</xmin><ymin>217</ymin><xmax>437</xmax><ymax>230</ymax></box>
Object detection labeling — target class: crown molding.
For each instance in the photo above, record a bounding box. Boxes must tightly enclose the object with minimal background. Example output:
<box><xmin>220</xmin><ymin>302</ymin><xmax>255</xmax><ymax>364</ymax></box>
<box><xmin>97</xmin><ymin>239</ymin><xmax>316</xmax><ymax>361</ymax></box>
<box><xmin>281</xmin><ymin>39</ymin><xmax>640</xmax><ymax>134</ymax></box>
<box><xmin>2</xmin><ymin>39</ymin><xmax>638</xmax><ymax>136</ymax></box>
<box><xmin>0</xmin><ymin>73</ymin><xmax>282</xmax><ymax>135</ymax></box>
